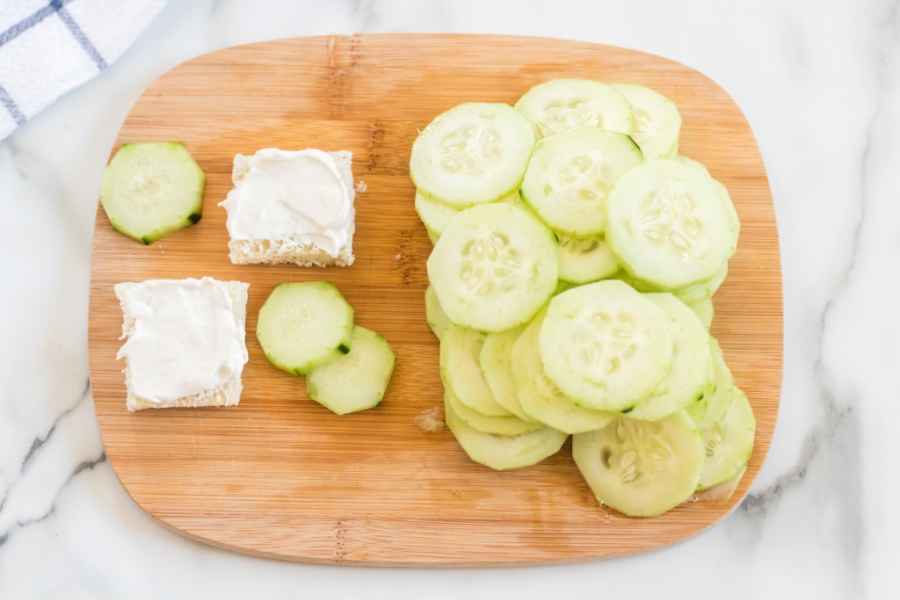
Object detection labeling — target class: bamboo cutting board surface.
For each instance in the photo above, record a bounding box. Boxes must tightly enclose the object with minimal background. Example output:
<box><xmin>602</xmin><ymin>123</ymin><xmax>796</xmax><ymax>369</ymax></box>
<box><xmin>87</xmin><ymin>34</ymin><xmax>782</xmax><ymax>566</ymax></box>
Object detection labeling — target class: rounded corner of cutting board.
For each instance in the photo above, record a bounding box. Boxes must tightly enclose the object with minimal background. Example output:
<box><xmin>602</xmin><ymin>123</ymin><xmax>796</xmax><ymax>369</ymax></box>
<box><xmin>88</xmin><ymin>33</ymin><xmax>782</xmax><ymax>566</ymax></box>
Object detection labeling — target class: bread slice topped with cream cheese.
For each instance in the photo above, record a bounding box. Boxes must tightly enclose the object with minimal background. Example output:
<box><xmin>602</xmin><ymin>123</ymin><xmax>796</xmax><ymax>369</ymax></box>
<box><xmin>114</xmin><ymin>277</ymin><xmax>250</xmax><ymax>411</ymax></box>
<box><xmin>219</xmin><ymin>148</ymin><xmax>355</xmax><ymax>267</ymax></box>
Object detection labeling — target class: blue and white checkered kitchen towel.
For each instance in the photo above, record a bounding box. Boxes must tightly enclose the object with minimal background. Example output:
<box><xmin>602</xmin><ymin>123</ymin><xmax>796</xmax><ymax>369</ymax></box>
<box><xmin>0</xmin><ymin>0</ymin><xmax>165</xmax><ymax>141</ymax></box>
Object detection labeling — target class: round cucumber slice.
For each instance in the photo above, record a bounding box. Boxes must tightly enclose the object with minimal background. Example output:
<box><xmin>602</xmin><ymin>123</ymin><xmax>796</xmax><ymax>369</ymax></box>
<box><xmin>605</xmin><ymin>159</ymin><xmax>737</xmax><ymax>289</ymax></box>
<box><xmin>521</xmin><ymin>126</ymin><xmax>643</xmax><ymax>237</ymax></box>
<box><xmin>701</xmin><ymin>338</ymin><xmax>735</xmax><ymax>427</ymax></box>
<box><xmin>609</xmin><ymin>83</ymin><xmax>681</xmax><ymax>160</ymax></box>
<box><xmin>479</xmin><ymin>325</ymin><xmax>538</xmax><ymax>422</ymax></box>
<box><xmin>440</xmin><ymin>325</ymin><xmax>513</xmax><ymax>417</ymax></box>
<box><xmin>699</xmin><ymin>387</ymin><xmax>755</xmax><ymax>491</ymax></box>
<box><xmin>626</xmin><ymin>294</ymin><xmax>711</xmax><ymax>421</ymax></box>
<box><xmin>688</xmin><ymin>297</ymin><xmax>714</xmax><ymax>328</ymax></box>
<box><xmin>539</xmin><ymin>280</ymin><xmax>674</xmax><ymax>412</ymax></box>
<box><xmin>100</xmin><ymin>142</ymin><xmax>205</xmax><ymax>244</ymax></box>
<box><xmin>511</xmin><ymin>310</ymin><xmax>616</xmax><ymax>434</ymax></box>
<box><xmin>427</xmin><ymin>203</ymin><xmax>558</xmax><ymax>332</ymax></box>
<box><xmin>515</xmin><ymin>79</ymin><xmax>635</xmax><ymax>138</ymax></box>
<box><xmin>409</xmin><ymin>103</ymin><xmax>537</xmax><ymax>208</ymax></box>
<box><xmin>256</xmin><ymin>282</ymin><xmax>354</xmax><ymax>375</ymax></box>
<box><xmin>425</xmin><ymin>285</ymin><xmax>451</xmax><ymax>340</ymax></box>
<box><xmin>444</xmin><ymin>387</ymin><xmax>543</xmax><ymax>436</ymax></box>
<box><xmin>573</xmin><ymin>411</ymin><xmax>705</xmax><ymax>517</ymax></box>
<box><xmin>305</xmin><ymin>326</ymin><xmax>396</xmax><ymax>415</ymax></box>
<box><xmin>557</xmin><ymin>234</ymin><xmax>620</xmax><ymax>284</ymax></box>
<box><xmin>445</xmin><ymin>394</ymin><xmax>568</xmax><ymax>471</ymax></box>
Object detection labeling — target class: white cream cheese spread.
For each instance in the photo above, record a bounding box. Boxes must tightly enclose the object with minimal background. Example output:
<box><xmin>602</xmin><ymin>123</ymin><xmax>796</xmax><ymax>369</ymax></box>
<box><xmin>116</xmin><ymin>277</ymin><xmax>248</xmax><ymax>404</ymax></box>
<box><xmin>219</xmin><ymin>148</ymin><xmax>352</xmax><ymax>257</ymax></box>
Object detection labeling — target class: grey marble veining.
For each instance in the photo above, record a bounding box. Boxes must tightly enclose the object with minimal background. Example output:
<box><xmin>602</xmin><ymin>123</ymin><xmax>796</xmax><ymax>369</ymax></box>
<box><xmin>1</xmin><ymin>0</ymin><xmax>898</xmax><ymax>597</ymax></box>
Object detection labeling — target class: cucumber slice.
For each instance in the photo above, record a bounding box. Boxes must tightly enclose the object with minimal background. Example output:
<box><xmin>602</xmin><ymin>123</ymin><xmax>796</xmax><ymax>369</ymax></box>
<box><xmin>425</xmin><ymin>285</ymin><xmax>451</xmax><ymax>340</ymax></box>
<box><xmin>100</xmin><ymin>142</ymin><xmax>205</xmax><ymax>244</ymax></box>
<box><xmin>572</xmin><ymin>411</ymin><xmax>706</xmax><ymax>517</ymax></box>
<box><xmin>674</xmin><ymin>263</ymin><xmax>728</xmax><ymax>304</ymax></box>
<box><xmin>256</xmin><ymin>282</ymin><xmax>354</xmax><ymax>375</ymax></box>
<box><xmin>417</xmin><ymin>189</ymin><xmax>522</xmax><ymax>243</ymax></box>
<box><xmin>440</xmin><ymin>325</ymin><xmax>513</xmax><ymax>417</ymax></box>
<box><xmin>305</xmin><ymin>326</ymin><xmax>396</xmax><ymax>415</ymax></box>
<box><xmin>409</xmin><ymin>103</ymin><xmax>537</xmax><ymax>208</ymax></box>
<box><xmin>605</xmin><ymin>159</ymin><xmax>737</xmax><ymax>289</ymax></box>
<box><xmin>539</xmin><ymin>280</ymin><xmax>674</xmax><ymax>412</ymax></box>
<box><xmin>701</xmin><ymin>338</ymin><xmax>735</xmax><ymax>427</ymax></box>
<box><xmin>444</xmin><ymin>386</ymin><xmax>543</xmax><ymax>436</ymax></box>
<box><xmin>626</xmin><ymin>294</ymin><xmax>711</xmax><ymax>421</ymax></box>
<box><xmin>699</xmin><ymin>387</ymin><xmax>755</xmax><ymax>491</ymax></box>
<box><xmin>415</xmin><ymin>190</ymin><xmax>459</xmax><ymax>238</ymax></box>
<box><xmin>687</xmin><ymin>359</ymin><xmax>717</xmax><ymax>424</ymax></box>
<box><xmin>609</xmin><ymin>83</ymin><xmax>681</xmax><ymax>160</ymax></box>
<box><xmin>688</xmin><ymin>298</ymin><xmax>714</xmax><ymax>328</ymax></box>
<box><xmin>520</xmin><ymin>126</ymin><xmax>643</xmax><ymax>237</ymax></box>
<box><xmin>427</xmin><ymin>203</ymin><xmax>558</xmax><ymax>332</ymax></box>
<box><xmin>557</xmin><ymin>234</ymin><xmax>620</xmax><ymax>284</ymax></box>
<box><xmin>515</xmin><ymin>79</ymin><xmax>635</xmax><ymax>138</ymax></box>
<box><xmin>445</xmin><ymin>394</ymin><xmax>568</xmax><ymax>470</ymax></box>
<box><xmin>479</xmin><ymin>325</ymin><xmax>537</xmax><ymax>422</ymax></box>
<box><xmin>510</xmin><ymin>309</ymin><xmax>616</xmax><ymax>434</ymax></box>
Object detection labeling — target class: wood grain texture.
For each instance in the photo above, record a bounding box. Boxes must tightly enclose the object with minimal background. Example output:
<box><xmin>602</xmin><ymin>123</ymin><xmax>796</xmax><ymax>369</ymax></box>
<box><xmin>87</xmin><ymin>34</ymin><xmax>782</xmax><ymax>566</ymax></box>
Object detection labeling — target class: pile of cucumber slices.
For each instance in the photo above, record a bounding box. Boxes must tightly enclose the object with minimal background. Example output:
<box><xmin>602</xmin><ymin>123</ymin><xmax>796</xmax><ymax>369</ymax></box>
<box><xmin>411</xmin><ymin>79</ymin><xmax>756</xmax><ymax>517</ymax></box>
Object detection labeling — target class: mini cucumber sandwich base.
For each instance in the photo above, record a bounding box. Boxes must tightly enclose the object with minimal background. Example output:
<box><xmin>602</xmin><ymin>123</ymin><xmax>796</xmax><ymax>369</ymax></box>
<box><xmin>410</xmin><ymin>78</ymin><xmax>755</xmax><ymax>518</ymax></box>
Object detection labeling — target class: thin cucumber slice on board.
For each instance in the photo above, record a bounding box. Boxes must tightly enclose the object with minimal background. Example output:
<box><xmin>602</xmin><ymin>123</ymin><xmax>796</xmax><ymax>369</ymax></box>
<box><xmin>521</xmin><ymin>126</ymin><xmax>643</xmax><ymax>237</ymax></box>
<box><xmin>515</xmin><ymin>79</ymin><xmax>635</xmax><ymax>139</ymax></box>
<box><xmin>417</xmin><ymin>189</ymin><xmax>522</xmax><ymax>243</ymax></box>
<box><xmin>305</xmin><ymin>326</ymin><xmax>396</xmax><ymax>415</ymax></box>
<box><xmin>479</xmin><ymin>325</ymin><xmax>537</xmax><ymax>422</ymax></box>
<box><xmin>626</xmin><ymin>294</ymin><xmax>711</xmax><ymax>421</ymax></box>
<box><xmin>688</xmin><ymin>297</ymin><xmax>714</xmax><ymax>328</ymax></box>
<box><xmin>440</xmin><ymin>325</ymin><xmax>513</xmax><ymax>417</ymax></box>
<box><xmin>415</xmin><ymin>190</ymin><xmax>459</xmax><ymax>238</ymax></box>
<box><xmin>444</xmin><ymin>387</ymin><xmax>543</xmax><ymax>436</ymax></box>
<box><xmin>100</xmin><ymin>142</ymin><xmax>205</xmax><ymax>244</ymax></box>
<box><xmin>673</xmin><ymin>260</ymin><xmax>728</xmax><ymax>305</ymax></box>
<box><xmin>427</xmin><ymin>203</ymin><xmax>558</xmax><ymax>332</ymax></box>
<box><xmin>409</xmin><ymin>103</ymin><xmax>537</xmax><ymax>208</ymax></box>
<box><xmin>687</xmin><ymin>360</ymin><xmax>717</xmax><ymax>424</ymax></box>
<box><xmin>425</xmin><ymin>285</ymin><xmax>452</xmax><ymax>340</ymax></box>
<box><xmin>605</xmin><ymin>159</ymin><xmax>737</xmax><ymax>289</ymax></box>
<box><xmin>609</xmin><ymin>83</ymin><xmax>681</xmax><ymax>160</ymax></box>
<box><xmin>257</xmin><ymin>282</ymin><xmax>354</xmax><ymax>375</ymax></box>
<box><xmin>539</xmin><ymin>280</ymin><xmax>674</xmax><ymax>412</ymax></box>
<box><xmin>510</xmin><ymin>309</ymin><xmax>616</xmax><ymax>434</ymax></box>
<box><xmin>699</xmin><ymin>387</ymin><xmax>755</xmax><ymax>491</ymax></box>
<box><xmin>573</xmin><ymin>411</ymin><xmax>706</xmax><ymax>517</ymax></box>
<box><xmin>701</xmin><ymin>338</ymin><xmax>736</xmax><ymax>427</ymax></box>
<box><xmin>557</xmin><ymin>234</ymin><xmax>620</xmax><ymax>284</ymax></box>
<box><xmin>444</xmin><ymin>394</ymin><xmax>568</xmax><ymax>471</ymax></box>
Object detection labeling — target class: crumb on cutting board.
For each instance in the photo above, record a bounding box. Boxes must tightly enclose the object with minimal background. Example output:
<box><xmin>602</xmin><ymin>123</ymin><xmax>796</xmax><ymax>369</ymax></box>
<box><xmin>415</xmin><ymin>406</ymin><xmax>444</xmax><ymax>433</ymax></box>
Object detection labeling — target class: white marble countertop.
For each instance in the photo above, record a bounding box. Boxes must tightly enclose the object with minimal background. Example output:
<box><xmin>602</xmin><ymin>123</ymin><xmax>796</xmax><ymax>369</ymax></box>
<box><xmin>1</xmin><ymin>0</ymin><xmax>897</xmax><ymax>597</ymax></box>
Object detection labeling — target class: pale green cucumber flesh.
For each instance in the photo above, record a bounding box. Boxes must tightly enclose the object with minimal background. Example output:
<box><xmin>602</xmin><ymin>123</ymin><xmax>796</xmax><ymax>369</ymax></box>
<box><xmin>256</xmin><ymin>282</ymin><xmax>354</xmax><ymax>375</ymax></box>
<box><xmin>573</xmin><ymin>411</ymin><xmax>706</xmax><ymax>517</ymax></box>
<box><xmin>306</xmin><ymin>326</ymin><xmax>396</xmax><ymax>415</ymax></box>
<box><xmin>100</xmin><ymin>142</ymin><xmax>205</xmax><ymax>244</ymax></box>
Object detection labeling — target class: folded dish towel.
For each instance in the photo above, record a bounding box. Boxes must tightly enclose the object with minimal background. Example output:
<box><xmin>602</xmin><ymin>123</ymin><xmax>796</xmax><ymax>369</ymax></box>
<box><xmin>0</xmin><ymin>0</ymin><xmax>165</xmax><ymax>142</ymax></box>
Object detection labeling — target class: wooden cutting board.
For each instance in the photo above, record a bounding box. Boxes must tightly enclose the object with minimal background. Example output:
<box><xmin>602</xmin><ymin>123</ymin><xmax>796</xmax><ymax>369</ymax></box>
<box><xmin>87</xmin><ymin>34</ymin><xmax>781</xmax><ymax>566</ymax></box>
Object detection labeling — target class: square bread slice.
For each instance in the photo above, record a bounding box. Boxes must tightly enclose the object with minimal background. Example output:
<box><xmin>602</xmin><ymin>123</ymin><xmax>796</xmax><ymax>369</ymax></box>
<box><xmin>223</xmin><ymin>149</ymin><xmax>355</xmax><ymax>267</ymax></box>
<box><xmin>115</xmin><ymin>278</ymin><xmax>249</xmax><ymax>411</ymax></box>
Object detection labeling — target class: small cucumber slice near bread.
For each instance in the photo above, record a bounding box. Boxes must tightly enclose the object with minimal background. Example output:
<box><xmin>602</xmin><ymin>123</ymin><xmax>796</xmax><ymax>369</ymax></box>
<box><xmin>100</xmin><ymin>142</ymin><xmax>205</xmax><ymax>244</ymax></box>
<box><xmin>306</xmin><ymin>326</ymin><xmax>396</xmax><ymax>415</ymax></box>
<box><xmin>256</xmin><ymin>282</ymin><xmax>354</xmax><ymax>375</ymax></box>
